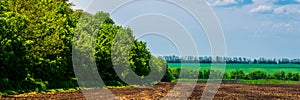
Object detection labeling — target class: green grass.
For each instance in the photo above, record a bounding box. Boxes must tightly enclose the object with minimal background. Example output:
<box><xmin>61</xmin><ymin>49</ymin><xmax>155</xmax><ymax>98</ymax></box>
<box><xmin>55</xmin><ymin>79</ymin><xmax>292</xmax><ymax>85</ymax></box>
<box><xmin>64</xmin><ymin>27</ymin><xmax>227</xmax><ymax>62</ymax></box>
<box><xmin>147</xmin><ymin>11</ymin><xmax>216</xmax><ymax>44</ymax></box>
<box><xmin>0</xmin><ymin>87</ymin><xmax>81</xmax><ymax>96</ymax></box>
<box><xmin>106</xmin><ymin>85</ymin><xmax>134</xmax><ymax>88</ymax></box>
<box><xmin>238</xmin><ymin>79</ymin><xmax>300</xmax><ymax>84</ymax></box>
<box><xmin>168</xmin><ymin>63</ymin><xmax>300</xmax><ymax>74</ymax></box>
<box><xmin>0</xmin><ymin>79</ymin><xmax>131</xmax><ymax>96</ymax></box>
<box><xmin>174</xmin><ymin>79</ymin><xmax>233</xmax><ymax>83</ymax></box>
<box><xmin>0</xmin><ymin>79</ymin><xmax>80</xmax><ymax>96</ymax></box>
<box><xmin>173</xmin><ymin>79</ymin><xmax>300</xmax><ymax>84</ymax></box>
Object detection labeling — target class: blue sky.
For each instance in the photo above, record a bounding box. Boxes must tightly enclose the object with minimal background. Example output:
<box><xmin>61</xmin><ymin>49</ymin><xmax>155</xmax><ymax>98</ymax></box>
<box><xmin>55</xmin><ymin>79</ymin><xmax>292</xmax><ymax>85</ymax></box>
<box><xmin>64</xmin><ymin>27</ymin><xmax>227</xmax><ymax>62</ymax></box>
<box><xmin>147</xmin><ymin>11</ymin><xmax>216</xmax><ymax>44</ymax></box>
<box><xmin>69</xmin><ymin>0</ymin><xmax>300</xmax><ymax>59</ymax></box>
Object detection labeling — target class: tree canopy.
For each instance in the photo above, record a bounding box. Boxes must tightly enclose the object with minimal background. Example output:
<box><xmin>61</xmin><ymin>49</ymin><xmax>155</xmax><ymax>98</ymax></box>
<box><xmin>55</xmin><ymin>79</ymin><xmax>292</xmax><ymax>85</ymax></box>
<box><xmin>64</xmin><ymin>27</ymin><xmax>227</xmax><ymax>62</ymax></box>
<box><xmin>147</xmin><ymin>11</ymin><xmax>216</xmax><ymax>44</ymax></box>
<box><xmin>0</xmin><ymin>0</ymin><xmax>170</xmax><ymax>91</ymax></box>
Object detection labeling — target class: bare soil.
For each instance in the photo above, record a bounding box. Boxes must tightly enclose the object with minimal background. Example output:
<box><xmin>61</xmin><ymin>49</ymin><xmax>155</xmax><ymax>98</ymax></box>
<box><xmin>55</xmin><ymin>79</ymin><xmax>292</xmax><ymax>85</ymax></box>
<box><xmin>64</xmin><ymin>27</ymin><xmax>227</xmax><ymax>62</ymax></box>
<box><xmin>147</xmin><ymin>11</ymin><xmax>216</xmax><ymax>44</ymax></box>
<box><xmin>1</xmin><ymin>82</ymin><xmax>300</xmax><ymax>100</ymax></box>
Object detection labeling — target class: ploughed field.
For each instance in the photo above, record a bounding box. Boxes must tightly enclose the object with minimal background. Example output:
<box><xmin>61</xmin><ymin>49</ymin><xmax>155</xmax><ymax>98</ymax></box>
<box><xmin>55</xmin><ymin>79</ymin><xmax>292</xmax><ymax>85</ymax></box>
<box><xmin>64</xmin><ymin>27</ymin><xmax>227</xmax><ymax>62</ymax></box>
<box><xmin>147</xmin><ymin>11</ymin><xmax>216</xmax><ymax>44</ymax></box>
<box><xmin>1</xmin><ymin>82</ymin><xmax>300</xmax><ymax>100</ymax></box>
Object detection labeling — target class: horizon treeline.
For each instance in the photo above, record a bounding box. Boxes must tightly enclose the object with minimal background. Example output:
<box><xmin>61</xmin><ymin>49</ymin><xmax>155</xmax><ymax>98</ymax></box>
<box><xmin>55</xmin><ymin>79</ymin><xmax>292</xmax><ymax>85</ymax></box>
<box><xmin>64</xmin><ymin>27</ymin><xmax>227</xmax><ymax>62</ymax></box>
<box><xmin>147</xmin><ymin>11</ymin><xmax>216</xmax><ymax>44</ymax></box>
<box><xmin>161</xmin><ymin>55</ymin><xmax>300</xmax><ymax>64</ymax></box>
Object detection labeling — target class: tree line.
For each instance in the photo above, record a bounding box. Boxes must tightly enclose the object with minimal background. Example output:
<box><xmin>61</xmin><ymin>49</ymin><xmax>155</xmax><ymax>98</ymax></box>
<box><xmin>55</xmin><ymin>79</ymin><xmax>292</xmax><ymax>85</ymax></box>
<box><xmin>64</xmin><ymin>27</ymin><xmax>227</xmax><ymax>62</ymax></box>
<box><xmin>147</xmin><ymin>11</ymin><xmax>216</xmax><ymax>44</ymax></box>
<box><xmin>0</xmin><ymin>0</ymin><xmax>170</xmax><ymax>92</ymax></box>
<box><xmin>162</xmin><ymin>55</ymin><xmax>300</xmax><ymax>64</ymax></box>
<box><xmin>169</xmin><ymin>68</ymin><xmax>300</xmax><ymax>81</ymax></box>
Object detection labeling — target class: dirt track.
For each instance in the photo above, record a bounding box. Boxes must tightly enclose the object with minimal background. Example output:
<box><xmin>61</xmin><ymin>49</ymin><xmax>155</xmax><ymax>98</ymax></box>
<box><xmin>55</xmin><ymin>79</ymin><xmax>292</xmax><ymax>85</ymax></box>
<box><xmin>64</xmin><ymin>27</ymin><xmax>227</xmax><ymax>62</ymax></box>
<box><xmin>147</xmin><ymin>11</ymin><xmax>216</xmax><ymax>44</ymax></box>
<box><xmin>1</xmin><ymin>82</ymin><xmax>300</xmax><ymax>100</ymax></box>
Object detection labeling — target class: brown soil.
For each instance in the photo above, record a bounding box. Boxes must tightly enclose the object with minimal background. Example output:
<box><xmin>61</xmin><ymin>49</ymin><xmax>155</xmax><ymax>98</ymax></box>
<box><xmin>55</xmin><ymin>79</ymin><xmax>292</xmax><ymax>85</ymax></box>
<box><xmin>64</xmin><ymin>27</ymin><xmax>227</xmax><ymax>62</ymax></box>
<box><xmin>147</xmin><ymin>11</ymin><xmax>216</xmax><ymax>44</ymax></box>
<box><xmin>1</xmin><ymin>82</ymin><xmax>300</xmax><ymax>100</ymax></box>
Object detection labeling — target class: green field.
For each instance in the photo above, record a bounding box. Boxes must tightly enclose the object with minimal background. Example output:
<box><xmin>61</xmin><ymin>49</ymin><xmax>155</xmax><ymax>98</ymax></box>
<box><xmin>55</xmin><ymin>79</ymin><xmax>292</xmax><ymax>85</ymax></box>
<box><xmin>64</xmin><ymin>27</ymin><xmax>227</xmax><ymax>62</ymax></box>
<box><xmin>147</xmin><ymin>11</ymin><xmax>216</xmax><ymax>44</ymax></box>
<box><xmin>174</xmin><ymin>79</ymin><xmax>300</xmax><ymax>84</ymax></box>
<box><xmin>168</xmin><ymin>63</ymin><xmax>300</xmax><ymax>74</ymax></box>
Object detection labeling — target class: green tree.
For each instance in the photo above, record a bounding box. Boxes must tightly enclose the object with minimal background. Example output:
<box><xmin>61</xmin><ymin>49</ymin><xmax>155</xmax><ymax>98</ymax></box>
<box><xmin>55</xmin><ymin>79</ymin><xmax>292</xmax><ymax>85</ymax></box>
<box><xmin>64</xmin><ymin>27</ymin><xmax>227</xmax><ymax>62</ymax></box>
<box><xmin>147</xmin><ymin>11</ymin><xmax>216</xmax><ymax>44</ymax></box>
<box><xmin>246</xmin><ymin>71</ymin><xmax>267</xmax><ymax>80</ymax></box>
<box><xmin>3</xmin><ymin>0</ymin><xmax>78</xmax><ymax>81</ymax></box>
<box><xmin>229</xmin><ymin>70</ymin><xmax>245</xmax><ymax>79</ymax></box>
<box><xmin>1</xmin><ymin>0</ymin><xmax>171</xmax><ymax>90</ymax></box>
<box><xmin>273</xmin><ymin>71</ymin><xmax>285</xmax><ymax>80</ymax></box>
<box><xmin>74</xmin><ymin>11</ymin><xmax>166</xmax><ymax>85</ymax></box>
<box><xmin>202</xmin><ymin>69</ymin><xmax>210</xmax><ymax>79</ymax></box>
<box><xmin>286</xmin><ymin>73</ymin><xmax>299</xmax><ymax>81</ymax></box>
<box><xmin>0</xmin><ymin>7</ymin><xmax>29</xmax><ymax>80</ymax></box>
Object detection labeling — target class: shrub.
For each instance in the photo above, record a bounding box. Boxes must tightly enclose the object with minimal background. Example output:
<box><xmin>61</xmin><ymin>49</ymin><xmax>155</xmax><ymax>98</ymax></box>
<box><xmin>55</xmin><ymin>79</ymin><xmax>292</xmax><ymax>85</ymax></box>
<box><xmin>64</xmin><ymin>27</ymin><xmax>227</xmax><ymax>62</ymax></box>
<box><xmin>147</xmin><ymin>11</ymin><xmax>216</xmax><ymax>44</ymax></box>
<box><xmin>229</xmin><ymin>70</ymin><xmax>245</xmax><ymax>79</ymax></box>
<box><xmin>246</xmin><ymin>71</ymin><xmax>267</xmax><ymax>80</ymax></box>
<box><xmin>272</xmin><ymin>71</ymin><xmax>286</xmax><ymax>80</ymax></box>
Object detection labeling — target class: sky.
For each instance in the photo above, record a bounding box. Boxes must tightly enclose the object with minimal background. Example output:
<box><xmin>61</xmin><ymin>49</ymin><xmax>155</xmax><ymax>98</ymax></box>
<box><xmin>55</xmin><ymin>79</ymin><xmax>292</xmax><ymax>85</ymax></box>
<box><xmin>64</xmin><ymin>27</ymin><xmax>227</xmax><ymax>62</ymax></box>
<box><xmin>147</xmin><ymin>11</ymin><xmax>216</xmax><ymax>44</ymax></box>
<box><xmin>69</xmin><ymin>0</ymin><xmax>300</xmax><ymax>59</ymax></box>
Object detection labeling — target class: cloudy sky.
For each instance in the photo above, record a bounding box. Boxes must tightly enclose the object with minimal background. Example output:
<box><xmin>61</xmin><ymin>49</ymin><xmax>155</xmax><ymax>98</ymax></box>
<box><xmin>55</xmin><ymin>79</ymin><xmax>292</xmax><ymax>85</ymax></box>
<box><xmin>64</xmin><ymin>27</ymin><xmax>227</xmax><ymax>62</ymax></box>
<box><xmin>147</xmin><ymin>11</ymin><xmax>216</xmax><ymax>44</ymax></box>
<box><xmin>69</xmin><ymin>0</ymin><xmax>300</xmax><ymax>59</ymax></box>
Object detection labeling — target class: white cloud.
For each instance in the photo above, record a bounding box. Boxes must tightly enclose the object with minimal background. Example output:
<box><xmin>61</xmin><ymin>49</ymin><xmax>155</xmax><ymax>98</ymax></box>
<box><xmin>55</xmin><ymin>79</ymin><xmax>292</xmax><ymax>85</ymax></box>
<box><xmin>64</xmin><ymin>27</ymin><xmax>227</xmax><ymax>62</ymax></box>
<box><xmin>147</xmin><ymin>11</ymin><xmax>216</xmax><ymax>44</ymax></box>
<box><xmin>210</xmin><ymin>0</ymin><xmax>253</xmax><ymax>7</ymax></box>
<box><xmin>211</xmin><ymin>0</ymin><xmax>237</xmax><ymax>6</ymax></box>
<box><xmin>272</xmin><ymin>23</ymin><xmax>291</xmax><ymax>30</ymax></box>
<box><xmin>255</xmin><ymin>21</ymin><xmax>300</xmax><ymax>37</ymax></box>
<box><xmin>275</xmin><ymin>5</ymin><xmax>300</xmax><ymax>14</ymax></box>
<box><xmin>274</xmin><ymin>6</ymin><xmax>287</xmax><ymax>14</ymax></box>
<box><xmin>249</xmin><ymin>4</ymin><xmax>300</xmax><ymax>14</ymax></box>
<box><xmin>271</xmin><ymin>22</ymin><xmax>299</xmax><ymax>34</ymax></box>
<box><xmin>249</xmin><ymin>5</ymin><xmax>273</xmax><ymax>13</ymax></box>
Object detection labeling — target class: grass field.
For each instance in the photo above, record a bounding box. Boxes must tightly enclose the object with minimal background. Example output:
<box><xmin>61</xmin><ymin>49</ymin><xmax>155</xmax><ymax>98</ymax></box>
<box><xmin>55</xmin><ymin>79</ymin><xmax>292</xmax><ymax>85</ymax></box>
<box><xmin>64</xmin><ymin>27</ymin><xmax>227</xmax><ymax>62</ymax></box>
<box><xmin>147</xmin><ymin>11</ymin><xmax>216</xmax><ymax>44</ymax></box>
<box><xmin>168</xmin><ymin>63</ymin><xmax>300</xmax><ymax>74</ymax></box>
<box><xmin>174</xmin><ymin>79</ymin><xmax>300</xmax><ymax>84</ymax></box>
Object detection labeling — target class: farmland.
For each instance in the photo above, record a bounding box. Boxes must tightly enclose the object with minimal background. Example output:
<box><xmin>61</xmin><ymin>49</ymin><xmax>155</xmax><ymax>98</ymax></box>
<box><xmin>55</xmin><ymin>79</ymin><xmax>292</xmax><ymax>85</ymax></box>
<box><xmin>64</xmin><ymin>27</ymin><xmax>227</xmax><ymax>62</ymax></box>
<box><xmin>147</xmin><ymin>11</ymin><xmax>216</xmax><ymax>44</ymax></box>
<box><xmin>168</xmin><ymin>63</ymin><xmax>300</xmax><ymax>74</ymax></box>
<box><xmin>2</xmin><ymin>82</ymin><xmax>300</xmax><ymax>99</ymax></box>
<box><xmin>1</xmin><ymin>0</ymin><xmax>300</xmax><ymax>99</ymax></box>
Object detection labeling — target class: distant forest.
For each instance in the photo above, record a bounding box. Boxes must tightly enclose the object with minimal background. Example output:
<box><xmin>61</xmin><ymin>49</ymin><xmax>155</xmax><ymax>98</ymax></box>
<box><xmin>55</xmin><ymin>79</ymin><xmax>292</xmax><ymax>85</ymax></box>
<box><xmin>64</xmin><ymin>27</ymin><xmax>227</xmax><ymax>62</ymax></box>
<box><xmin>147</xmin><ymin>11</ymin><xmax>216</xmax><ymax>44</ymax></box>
<box><xmin>161</xmin><ymin>55</ymin><xmax>300</xmax><ymax>64</ymax></box>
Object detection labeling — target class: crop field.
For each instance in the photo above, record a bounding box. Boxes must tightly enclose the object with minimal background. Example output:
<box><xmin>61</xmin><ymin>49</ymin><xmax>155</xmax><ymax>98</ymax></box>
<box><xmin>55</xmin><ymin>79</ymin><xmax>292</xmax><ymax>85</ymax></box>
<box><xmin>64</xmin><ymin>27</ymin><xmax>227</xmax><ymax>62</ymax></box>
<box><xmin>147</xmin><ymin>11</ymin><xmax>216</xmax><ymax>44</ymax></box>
<box><xmin>2</xmin><ymin>82</ymin><xmax>300</xmax><ymax>99</ymax></box>
<box><xmin>168</xmin><ymin>63</ymin><xmax>300</xmax><ymax>74</ymax></box>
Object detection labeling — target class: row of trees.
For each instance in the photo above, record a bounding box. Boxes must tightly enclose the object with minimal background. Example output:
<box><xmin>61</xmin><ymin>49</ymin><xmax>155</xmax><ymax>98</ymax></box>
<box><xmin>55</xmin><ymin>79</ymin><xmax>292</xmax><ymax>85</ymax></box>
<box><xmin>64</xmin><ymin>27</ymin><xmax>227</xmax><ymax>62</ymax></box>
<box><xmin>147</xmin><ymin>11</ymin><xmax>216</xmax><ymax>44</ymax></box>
<box><xmin>169</xmin><ymin>68</ymin><xmax>300</xmax><ymax>81</ymax></box>
<box><xmin>227</xmin><ymin>70</ymin><xmax>300</xmax><ymax>81</ymax></box>
<box><xmin>162</xmin><ymin>55</ymin><xmax>300</xmax><ymax>64</ymax></box>
<box><xmin>0</xmin><ymin>0</ymin><xmax>170</xmax><ymax>91</ymax></box>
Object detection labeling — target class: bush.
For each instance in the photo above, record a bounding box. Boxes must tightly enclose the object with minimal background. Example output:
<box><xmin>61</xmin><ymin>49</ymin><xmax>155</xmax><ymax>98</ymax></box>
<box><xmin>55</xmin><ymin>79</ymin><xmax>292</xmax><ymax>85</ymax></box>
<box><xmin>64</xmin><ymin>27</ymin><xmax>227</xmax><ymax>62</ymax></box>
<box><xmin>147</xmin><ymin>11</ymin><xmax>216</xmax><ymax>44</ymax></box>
<box><xmin>273</xmin><ymin>71</ymin><xmax>285</xmax><ymax>80</ymax></box>
<box><xmin>161</xmin><ymin>68</ymin><xmax>175</xmax><ymax>82</ymax></box>
<box><xmin>286</xmin><ymin>73</ymin><xmax>299</xmax><ymax>81</ymax></box>
<box><xmin>202</xmin><ymin>69</ymin><xmax>210</xmax><ymax>79</ymax></box>
<box><xmin>230</xmin><ymin>70</ymin><xmax>245</xmax><ymax>79</ymax></box>
<box><xmin>245</xmin><ymin>71</ymin><xmax>267</xmax><ymax>80</ymax></box>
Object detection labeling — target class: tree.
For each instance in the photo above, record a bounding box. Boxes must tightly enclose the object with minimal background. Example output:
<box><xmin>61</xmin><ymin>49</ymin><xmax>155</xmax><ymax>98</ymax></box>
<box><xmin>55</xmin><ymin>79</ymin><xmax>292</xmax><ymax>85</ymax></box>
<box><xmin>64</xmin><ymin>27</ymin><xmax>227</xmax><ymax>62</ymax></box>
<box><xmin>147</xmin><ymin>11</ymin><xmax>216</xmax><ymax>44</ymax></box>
<box><xmin>230</xmin><ymin>70</ymin><xmax>245</xmax><ymax>79</ymax></box>
<box><xmin>74</xmin><ymin>11</ymin><xmax>166</xmax><ymax>86</ymax></box>
<box><xmin>1</xmin><ymin>0</ymin><xmax>171</xmax><ymax>90</ymax></box>
<box><xmin>246</xmin><ymin>71</ymin><xmax>267</xmax><ymax>80</ymax></box>
<box><xmin>285</xmin><ymin>73</ymin><xmax>299</xmax><ymax>81</ymax></box>
<box><xmin>273</xmin><ymin>71</ymin><xmax>285</xmax><ymax>80</ymax></box>
<box><xmin>0</xmin><ymin>6</ymin><xmax>30</xmax><ymax>80</ymax></box>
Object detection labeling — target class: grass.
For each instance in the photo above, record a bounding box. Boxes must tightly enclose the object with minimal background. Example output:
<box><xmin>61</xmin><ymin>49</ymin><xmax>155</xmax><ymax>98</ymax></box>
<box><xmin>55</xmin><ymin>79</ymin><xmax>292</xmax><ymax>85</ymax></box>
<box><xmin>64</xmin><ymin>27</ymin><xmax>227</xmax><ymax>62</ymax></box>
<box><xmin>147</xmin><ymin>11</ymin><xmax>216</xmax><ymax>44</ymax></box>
<box><xmin>238</xmin><ymin>79</ymin><xmax>300</xmax><ymax>84</ymax></box>
<box><xmin>0</xmin><ymin>79</ymin><xmax>80</xmax><ymax>96</ymax></box>
<box><xmin>173</xmin><ymin>79</ymin><xmax>300</xmax><ymax>84</ymax></box>
<box><xmin>168</xmin><ymin>63</ymin><xmax>300</xmax><ymax>74</ymax></box>
<box><xmin>0</xmin><ymin>79</ymin><xmax>131</xmax><ymax>96</ymax></box>
<box><xmin>106</xmin><ymin>85</ymin><xmax>134</xmax><ymax>88</ymax></box>
<box><xmin>0</xmin><ymin>87</ymin><xmax>81</xmax><ymax>96</ymax></box>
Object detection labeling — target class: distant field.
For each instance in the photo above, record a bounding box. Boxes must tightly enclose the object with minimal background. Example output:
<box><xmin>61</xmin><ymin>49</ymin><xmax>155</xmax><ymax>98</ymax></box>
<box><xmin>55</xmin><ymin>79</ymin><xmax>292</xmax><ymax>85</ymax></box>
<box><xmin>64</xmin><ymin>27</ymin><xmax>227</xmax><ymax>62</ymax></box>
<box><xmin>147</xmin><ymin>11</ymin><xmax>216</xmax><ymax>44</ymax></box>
<box><xmin>168</xmin><ymin>63</ymin><xmax>300</xmax><ymax>74</ymax></box>
<box><xmin>175</xmin><ymin>79</ymin><xmax>300</xmax><ymax>84</ymax></box>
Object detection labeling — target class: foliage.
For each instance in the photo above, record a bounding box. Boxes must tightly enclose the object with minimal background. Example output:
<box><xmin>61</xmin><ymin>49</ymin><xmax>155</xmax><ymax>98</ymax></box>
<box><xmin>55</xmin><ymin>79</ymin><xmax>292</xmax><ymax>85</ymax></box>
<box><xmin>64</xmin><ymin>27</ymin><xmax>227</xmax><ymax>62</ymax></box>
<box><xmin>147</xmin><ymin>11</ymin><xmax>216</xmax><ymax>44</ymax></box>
<box><xmin>238</xmin><ymin>79</ymin><xmax>299</xmax><ymax>84</ymax></box>
<box><xmin>229</xmin><ymin>70</ymin><xmax>245</xmax><ymax>79</ymax></box>
<box><xmin>285</xmin><ymin>73</ymin><xmax>299</xmax><ymax>81</ymax></box>
<box><xmin>273</xmin><ymin>71</ymin><xmax>285</xmax><ymax>80</ymax></box>
<box><xmin>73</xmin><ymin>11</ymin><xmax>168</xmax><ymax>86</ymax></box>
<box><xmin>161</xmin><ymin>68</ymin><xmax>174</xmax><ymax>82</ymax></box>
<box><xmin>0</xmin><ymin>9</ymin><xmax>29</xmax><ymax>80</ymax></box>
<box><xmin>245</xmin><ymin>71</ymin><xmax>267</xmax><ymax>80</ymax></box>
<box><xmin>1</xmin><ymin>0</ymin><xmax>171</xmax><ymax>93</ymax></box>
<box><xmin>168</xmin><ymin>68</ymin><xmax>300</xmax><ymax>82</ymax></box>
<box><xmin>163</xmin><ymin>55</ymin><xmax>300</xmax><ymax>64</ymax></box>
